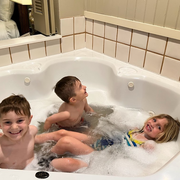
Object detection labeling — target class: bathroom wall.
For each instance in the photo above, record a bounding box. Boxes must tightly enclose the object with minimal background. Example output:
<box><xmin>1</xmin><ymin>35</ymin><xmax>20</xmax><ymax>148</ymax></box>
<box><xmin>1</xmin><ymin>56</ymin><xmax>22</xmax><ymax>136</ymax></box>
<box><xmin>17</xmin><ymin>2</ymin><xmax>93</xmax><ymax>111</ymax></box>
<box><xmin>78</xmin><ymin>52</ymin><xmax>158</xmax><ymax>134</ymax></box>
<box><xmin>55</xmin><ymin>0</ymin><xmax>180</xmax><ymax>31</ymax></box>
<box><xmin>0</xmin><ymin>16</ymin><xmax>179</xmax><ymax>82</ymax></box>
<box><xmin>59</xmin><ymin>15</ymin><xmax>180</xmax><ymax>82</ymax></box>
<box><xmin>84</xmin><ymin>18</ymin><xmax>180</xmax><ymax>82</ymax></box>
<box><xmin>84</xmin><ymin>0</ymin><xmax>180</xmax><ymax>30</ymax></box>
<box><xmin>54</xmin><ymin>0</ymin><xmax>180</xmax><ymax>81</ymax></box>
<box><xmin>54</xmin><ymin>0</ymin><xmax>84</xmax><ymax>34</ymax></box>
<box><xmin>0</xmin><ymin>0</ymin><xmax>180</xmax><ymax>83</ymax></box>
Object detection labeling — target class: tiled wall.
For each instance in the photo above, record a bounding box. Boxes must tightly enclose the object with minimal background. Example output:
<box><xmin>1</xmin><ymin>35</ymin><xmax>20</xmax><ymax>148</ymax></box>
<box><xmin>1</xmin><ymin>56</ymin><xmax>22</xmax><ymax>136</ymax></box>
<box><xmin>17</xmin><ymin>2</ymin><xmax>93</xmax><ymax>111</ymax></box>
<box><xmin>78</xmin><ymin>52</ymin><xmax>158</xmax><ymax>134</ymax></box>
<box><xmin>60</xmin><ymin>16</ymin><xmax>85</xmax><ymax>52</ymax></box>
<box><xmin>0</xmin><ymin>36</ymin><xmax>61</xmax><ymax>66</ymax></box>
<box><xmin>0</xmin><ymin>16</ymin><xmax>180</xmax><ymax>83</ymax></box>
<box><xmin>85</xmin><ymin>18</ymin><xmax>180</xmax><ymax>82</ymax></box>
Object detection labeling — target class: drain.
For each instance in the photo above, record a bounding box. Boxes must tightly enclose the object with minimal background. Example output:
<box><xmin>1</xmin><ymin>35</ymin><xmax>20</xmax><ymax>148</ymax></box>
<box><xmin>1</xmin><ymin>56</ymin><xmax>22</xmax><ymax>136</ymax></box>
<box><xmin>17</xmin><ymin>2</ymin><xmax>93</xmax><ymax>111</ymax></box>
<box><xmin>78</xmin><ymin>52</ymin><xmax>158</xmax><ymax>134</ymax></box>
<box><xmin>35</xmin><ymin>171</ymin><xmax>49</xmax><ymax>179</ymax></box>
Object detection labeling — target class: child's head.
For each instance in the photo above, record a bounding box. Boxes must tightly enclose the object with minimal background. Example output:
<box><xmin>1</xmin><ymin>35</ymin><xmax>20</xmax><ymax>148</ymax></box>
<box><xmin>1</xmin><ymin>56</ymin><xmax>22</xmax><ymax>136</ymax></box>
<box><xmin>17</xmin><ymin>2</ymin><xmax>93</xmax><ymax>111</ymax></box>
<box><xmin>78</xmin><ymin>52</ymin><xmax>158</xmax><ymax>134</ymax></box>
<box><xmin>0</xmin><ymin>94</ymin><xmax>32</xmax><ymax>141</ymax></box>
<box><xmin>143</xmin><ymin>114</ymin><xmax>180</xmax><ymax>143</ymax></box>
<box><xmin>54</xmin><ymin>76</ymin><xmax>86</xmax><ymax>103</ymax></box>
<box><xmin>0</xmin><ymin>94</ymin><xmax>31</xmax><ymax>118</ymax></box>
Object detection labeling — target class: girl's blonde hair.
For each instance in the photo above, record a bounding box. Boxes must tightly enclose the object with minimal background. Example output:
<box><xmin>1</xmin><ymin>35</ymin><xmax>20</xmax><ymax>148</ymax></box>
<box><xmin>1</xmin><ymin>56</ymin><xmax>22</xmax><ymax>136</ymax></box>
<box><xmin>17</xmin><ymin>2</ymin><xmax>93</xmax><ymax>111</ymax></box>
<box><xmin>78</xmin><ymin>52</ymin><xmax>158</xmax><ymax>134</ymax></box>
<box><xmin>140</xmin><ymin>114</ymin><xmax>180</xmax><ymax>143</ymax></box>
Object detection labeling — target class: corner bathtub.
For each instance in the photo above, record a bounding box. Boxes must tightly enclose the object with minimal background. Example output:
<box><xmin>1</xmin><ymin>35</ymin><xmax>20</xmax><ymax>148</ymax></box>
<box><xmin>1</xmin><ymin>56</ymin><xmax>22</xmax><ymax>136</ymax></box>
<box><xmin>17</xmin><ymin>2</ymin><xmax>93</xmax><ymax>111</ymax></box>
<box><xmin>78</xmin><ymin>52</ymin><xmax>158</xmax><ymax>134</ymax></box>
<box><xmin>0</xmin><ymin>49</ymin><xmax>180</xmax><ymax>180</ymax></box>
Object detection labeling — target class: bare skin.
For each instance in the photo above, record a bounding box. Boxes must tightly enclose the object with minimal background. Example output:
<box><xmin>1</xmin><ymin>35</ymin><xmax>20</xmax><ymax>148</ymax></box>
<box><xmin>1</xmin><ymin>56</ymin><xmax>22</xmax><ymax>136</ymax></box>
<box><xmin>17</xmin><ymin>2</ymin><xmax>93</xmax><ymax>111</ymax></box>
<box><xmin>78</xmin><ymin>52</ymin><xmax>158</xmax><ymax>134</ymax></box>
<box><xmin>0</xmin><ymin>111</ymin><xmax>88</xmax><ymax>172</ymax></box>
<box><xmin>37</xmin><ymin>117</ymin><xmax>169</xmax><ymax>157</ymax></box>
<box><xmin>44</xmin><ymin>81</ymin><xmax>94</xmax><ymax>130</ymax></box>
<box><xmin>0</xmin><ymin>111</ymin><xmax>37</xmax><ymax>169</ymax></box>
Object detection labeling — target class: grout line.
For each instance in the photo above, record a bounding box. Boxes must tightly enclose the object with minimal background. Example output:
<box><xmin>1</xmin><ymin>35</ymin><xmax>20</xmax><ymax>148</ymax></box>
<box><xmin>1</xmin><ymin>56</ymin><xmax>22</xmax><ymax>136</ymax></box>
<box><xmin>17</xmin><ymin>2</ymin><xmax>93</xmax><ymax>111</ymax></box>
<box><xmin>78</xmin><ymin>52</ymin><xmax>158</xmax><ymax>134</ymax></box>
<box><xmin>143</xmin><ymin>33</ymin><xmax>150</xmax><ymax>67</ymax></box>
<box><xmin>85</xmin><ymin>18</ymin><xmax>87</xmax><ymax>44</ymax></box>
<box><xmin>27</xmin><ymin>44</ymin><xmax>31</xmax><ymax>59</ymax></box>
<box><xmin>160</xmin><ymin>37</ymin><xmax>168</xmax><ymax>73</ymax></box>
<box><xmin>60</xmin><ymin>38</ymin><xmax>62</xmax><ymax>53</ymax></box>
<box><xmin>9</xmin><ymin>48</ymin><xmax>13</xmax><ymax>64</ymax></box>
<box><xmin>92</xmin><ymin>19</ymin><xmax>94</xmax><ymax>50</ymax></box>
<box><xmin>115</xmin><ymin>26</ymin><xmax>118</xmax><ymax>58</ymax></box>
<box><xmin>103</xmin><ymin>22</ymin><xmax>105</xmax><ymax>54</ymax></box>
<box><xmin>44</xmin><ymin>41</ymin><xmax>47</xmax><ymax>56</ymax></box>
<box><xmin>128</xmin><ymin>29</ymin><xmax>133</xmax><ymax>62</ymax></box>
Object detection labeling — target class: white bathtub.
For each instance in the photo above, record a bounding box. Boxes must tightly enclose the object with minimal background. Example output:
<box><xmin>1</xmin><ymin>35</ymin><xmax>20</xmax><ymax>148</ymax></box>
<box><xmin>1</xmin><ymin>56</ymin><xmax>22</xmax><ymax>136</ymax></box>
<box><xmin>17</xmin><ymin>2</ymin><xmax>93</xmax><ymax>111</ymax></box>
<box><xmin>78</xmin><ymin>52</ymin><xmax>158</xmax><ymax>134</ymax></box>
<box><xmin>0</xmin><ymin>48</ymin><xmax>180</xmax><ymax>180</ymax></box>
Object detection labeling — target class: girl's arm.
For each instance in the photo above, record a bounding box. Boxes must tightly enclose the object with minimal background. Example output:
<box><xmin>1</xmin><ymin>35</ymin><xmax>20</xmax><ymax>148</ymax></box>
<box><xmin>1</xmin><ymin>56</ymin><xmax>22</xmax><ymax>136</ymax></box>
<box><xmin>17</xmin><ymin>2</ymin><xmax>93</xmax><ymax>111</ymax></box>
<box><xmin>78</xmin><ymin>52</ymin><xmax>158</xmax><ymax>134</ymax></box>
<box><xmin>141</xmin><ymin>140</ymin><xmax>156</xmax><ymax>151</ymax></box>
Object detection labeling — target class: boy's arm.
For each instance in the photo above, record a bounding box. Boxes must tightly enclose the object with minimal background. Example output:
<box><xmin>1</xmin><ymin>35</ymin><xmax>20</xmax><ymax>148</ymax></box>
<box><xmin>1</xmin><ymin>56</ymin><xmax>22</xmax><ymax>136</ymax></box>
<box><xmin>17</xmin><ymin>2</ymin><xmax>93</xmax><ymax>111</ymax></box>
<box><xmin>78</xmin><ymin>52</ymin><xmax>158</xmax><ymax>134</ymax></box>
<box><xmin>44</xmin><ymin>111</ymin><xmax>70</xmax><ymax>130</ymax></box>
<box><xmin>84</xmin><ymin>98</ymin><xmax>94</xmax><ymax>113</ymax></box>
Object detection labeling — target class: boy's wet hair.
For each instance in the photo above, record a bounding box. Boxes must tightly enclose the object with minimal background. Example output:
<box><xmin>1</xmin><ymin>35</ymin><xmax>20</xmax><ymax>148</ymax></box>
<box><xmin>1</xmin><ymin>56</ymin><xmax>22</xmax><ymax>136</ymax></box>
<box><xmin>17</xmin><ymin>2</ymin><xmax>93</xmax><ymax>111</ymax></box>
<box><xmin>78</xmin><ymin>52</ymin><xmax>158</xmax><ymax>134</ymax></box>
<box><xmin>141</xmin><ymin>114</ymin><xmax>180</xmax><ymax>143</ymax></box>
<box><xmin>54</xmin><ymin>76</ymin><xmax>80</xmax><ymax>103</ymax></box>
<box><xmin>0</xmin><ymin>94</ymin><xmax>31</xmax><ymax>117</ymax></box>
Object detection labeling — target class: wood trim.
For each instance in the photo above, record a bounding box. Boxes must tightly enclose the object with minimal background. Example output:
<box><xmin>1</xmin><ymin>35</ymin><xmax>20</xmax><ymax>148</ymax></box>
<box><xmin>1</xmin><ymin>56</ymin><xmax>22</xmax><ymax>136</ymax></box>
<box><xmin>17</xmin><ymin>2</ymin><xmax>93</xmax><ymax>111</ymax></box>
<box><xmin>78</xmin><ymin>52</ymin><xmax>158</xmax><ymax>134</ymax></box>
<box><xmin>84</xmin><ymin>11</ymin><xmax>180</xmax><ymax>40</ymax></box>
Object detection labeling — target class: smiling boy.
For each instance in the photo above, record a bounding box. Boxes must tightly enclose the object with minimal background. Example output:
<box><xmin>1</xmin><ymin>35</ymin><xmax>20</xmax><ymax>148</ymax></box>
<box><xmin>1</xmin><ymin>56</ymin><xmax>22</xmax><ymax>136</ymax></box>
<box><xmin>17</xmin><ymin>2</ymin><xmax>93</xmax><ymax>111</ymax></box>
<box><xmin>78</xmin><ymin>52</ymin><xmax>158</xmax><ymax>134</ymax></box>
<box><xmin>44</xmin><ymin>76</ymin><xmax>94</xmax><ymax>130</ymax></box>
<box><xmin>0</xmin><ymin>94</ymin><xmax>37</xmax><ymax>169</ymax></box>
<box><xmin>0</xmin><ymin>95</ymin><xmax>89</xmax><ymax>172</ymax></box>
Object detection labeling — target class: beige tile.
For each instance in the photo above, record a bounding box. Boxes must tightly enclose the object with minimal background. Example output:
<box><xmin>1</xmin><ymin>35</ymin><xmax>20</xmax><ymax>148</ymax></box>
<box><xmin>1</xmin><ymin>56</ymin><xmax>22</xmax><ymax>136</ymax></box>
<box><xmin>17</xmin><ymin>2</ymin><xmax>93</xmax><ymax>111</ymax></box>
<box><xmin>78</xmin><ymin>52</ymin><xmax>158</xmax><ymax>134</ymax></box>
<box><xmin>75</xmin><ymin>33</ymin><xmax>85</xmax><ymax>50</ymax></box>
<box><xmin>116</xmin><ymin>43</ymin><xmax>130</xmax><ymax>62</ymax></box>
<box><xmin>29</xmin><ymin>42</ymin><xmax>46</xmax><ymax>60</ymax></box>
<box><xmin>144</xmin><ymin>51</ymin><xmax>163</xmax><ymax>74</ymax></box>
<box><xmin>147</xmin><ymin>34</ymin><xmax>167</xmax><ymax>54</ymax></box>
<box><xmin>117</xmin><ymin>26</ymin><xmax>132</xmax><ymax>45</ymax></box>
<box><xmin>60</xmin><ymin>17</ymin><xmax>73</xmax><ymax>36</ymax></box>
<box><xmin>93</xmin><ymin>20</ymin><xmax>104</xmax><ymax>37</ymax></box>
<box><xmin>165</xmin><ymin>38</ymin><xmax>180</xmax><ymax>59</ymax></box>
<box><xmin>93</xmin><ymin>36</ymin><xmax>104</xmax><ymax>53</ymax></box>
<box><xmin>132</xmin><ymin>30</ymin><xmax>148</xmax><ymax>49</ymax></box>
<box><xmin>86</xmin><ymin>18</ymin><xmax>93</xmax><ymax>34</ymax></box>
<box><xmin>46</xmin><ymin>39</ymin><xmax>61</xmax><ymax>56</ymax></box>
<box><xmin>74</xmin><ymin>16</ymin><xmax>85</xmax><ymax>33</ymax></box>
<box><xmin>105</xmin><ymin>23</ymin><xmax>117</xmax><ymax>41</ymax></box>
<box><xmin>0</xmin><ymin>48</ymin><xmax>11</xmax><ymax>67</ymax></box>
<box><xmin>11</xmin><ymin>45</ymin><xmax>29</xmax><ymax>64</ymax></box>
<box><xmin>61</xmin><ymin>36</ymin><xmax>74</xmax><ymax>53</ymax></box>
<box><xmin>86</xmin><ymin>33</ymin><xmax>92</xmax><ymax>49</ymax></box>
<box><xmin>129</xmin><ymin>47</ymin><xmax>145</xmax><ymax>68</ymax></box>
<box><xmin>104</xmin><ymin>39</ymin><xmax>116</xmax><ymax>58</ymax></box>
<box><xmin>161</xmin><ymin>57</ymin><xmax>180</xmax><ymax>81</ymax></box>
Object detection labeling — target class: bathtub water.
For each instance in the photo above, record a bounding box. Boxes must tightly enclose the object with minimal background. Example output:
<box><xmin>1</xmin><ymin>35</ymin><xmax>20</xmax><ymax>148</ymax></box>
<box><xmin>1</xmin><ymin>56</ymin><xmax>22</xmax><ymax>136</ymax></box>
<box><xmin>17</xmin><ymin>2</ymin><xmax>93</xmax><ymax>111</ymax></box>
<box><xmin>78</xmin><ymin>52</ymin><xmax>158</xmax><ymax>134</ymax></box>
<box><xmin>0</xmin><ymin>48</ymin><xmax>180</xmax><ymax>180</ymax></box>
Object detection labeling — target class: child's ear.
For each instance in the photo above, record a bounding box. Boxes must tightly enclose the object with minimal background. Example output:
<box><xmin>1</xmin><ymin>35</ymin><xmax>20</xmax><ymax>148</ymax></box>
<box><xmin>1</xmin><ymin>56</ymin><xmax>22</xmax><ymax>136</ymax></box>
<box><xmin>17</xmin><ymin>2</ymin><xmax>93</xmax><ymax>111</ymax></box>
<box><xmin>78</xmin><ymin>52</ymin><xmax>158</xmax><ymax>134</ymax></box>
<box><xmin>28</xmin><ymin>115</ymin><xmax>33</xmax><ymax>125</ymax></box>
<box><xmin>69</xmin><ymin>97</ymin><xmax>76</xmax><ymax>103</ymax></box>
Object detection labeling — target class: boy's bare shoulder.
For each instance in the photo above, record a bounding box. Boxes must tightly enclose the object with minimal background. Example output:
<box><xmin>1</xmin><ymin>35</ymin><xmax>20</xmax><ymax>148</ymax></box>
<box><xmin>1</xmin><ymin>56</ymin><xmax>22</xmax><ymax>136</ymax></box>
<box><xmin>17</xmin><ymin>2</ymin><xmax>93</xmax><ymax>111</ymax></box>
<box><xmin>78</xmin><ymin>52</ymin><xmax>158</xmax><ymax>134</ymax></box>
<box><xmin>29</xmin><ymin>125</ymin><xmax>38</xmax><ymax>136</ymax></box>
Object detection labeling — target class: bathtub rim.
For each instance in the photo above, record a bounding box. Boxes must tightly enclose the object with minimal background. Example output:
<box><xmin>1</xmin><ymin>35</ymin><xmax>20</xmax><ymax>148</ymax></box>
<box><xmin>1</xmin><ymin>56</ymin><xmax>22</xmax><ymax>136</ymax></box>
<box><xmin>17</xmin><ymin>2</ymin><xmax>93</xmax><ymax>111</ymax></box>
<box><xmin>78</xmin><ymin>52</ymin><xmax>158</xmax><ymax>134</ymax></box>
<box><xmin>0</xmin><ymin>48</ymin><xmax>179</xmax><ymax>180</ymax></box>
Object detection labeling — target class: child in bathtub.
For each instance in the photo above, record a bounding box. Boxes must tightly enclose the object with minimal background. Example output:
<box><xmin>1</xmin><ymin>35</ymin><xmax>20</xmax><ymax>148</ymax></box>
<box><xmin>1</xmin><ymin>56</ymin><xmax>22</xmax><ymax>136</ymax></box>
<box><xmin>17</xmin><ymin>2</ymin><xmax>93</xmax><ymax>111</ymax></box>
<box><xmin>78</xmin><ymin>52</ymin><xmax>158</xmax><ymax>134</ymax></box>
<box><xmin>0</xmin><ymin>94</ymin><xmax>88</xmax><ymax>172</ymax></box>
<box><xmin>43</xmin><ymin>76</ymin><xmax>94</xmax><ymax>131</ymax></box>
<box><xmin>35</xmin><ymin>114</ymin><xmax>180</xmax><ymax>170</ymax></box>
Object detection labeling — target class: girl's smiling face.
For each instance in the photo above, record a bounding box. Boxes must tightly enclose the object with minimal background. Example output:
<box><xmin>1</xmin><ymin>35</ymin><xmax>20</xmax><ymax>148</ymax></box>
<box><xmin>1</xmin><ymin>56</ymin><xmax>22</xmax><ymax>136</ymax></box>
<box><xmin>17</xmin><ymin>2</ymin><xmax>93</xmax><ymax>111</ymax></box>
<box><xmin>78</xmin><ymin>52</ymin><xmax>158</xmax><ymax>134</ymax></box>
<box><xmin>0</xmin><ymin>111</ymin><xmax>32</xmax><ymax>142</ymax></box>
<box><xmin>143</xmin><ymin>118</ymin><xmax>168</xmax><ymax>140</ymax></box>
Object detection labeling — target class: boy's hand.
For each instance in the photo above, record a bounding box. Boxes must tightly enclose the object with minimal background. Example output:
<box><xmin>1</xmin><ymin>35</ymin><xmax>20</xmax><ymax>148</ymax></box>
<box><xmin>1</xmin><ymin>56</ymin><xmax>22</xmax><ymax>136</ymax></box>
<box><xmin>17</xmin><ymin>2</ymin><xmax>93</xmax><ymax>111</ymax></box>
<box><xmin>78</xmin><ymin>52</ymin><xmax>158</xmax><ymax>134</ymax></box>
<box><xmin>43</xmin><ymin>119</ymin><xmax>52</xmax><ymax>130</ymax></box>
